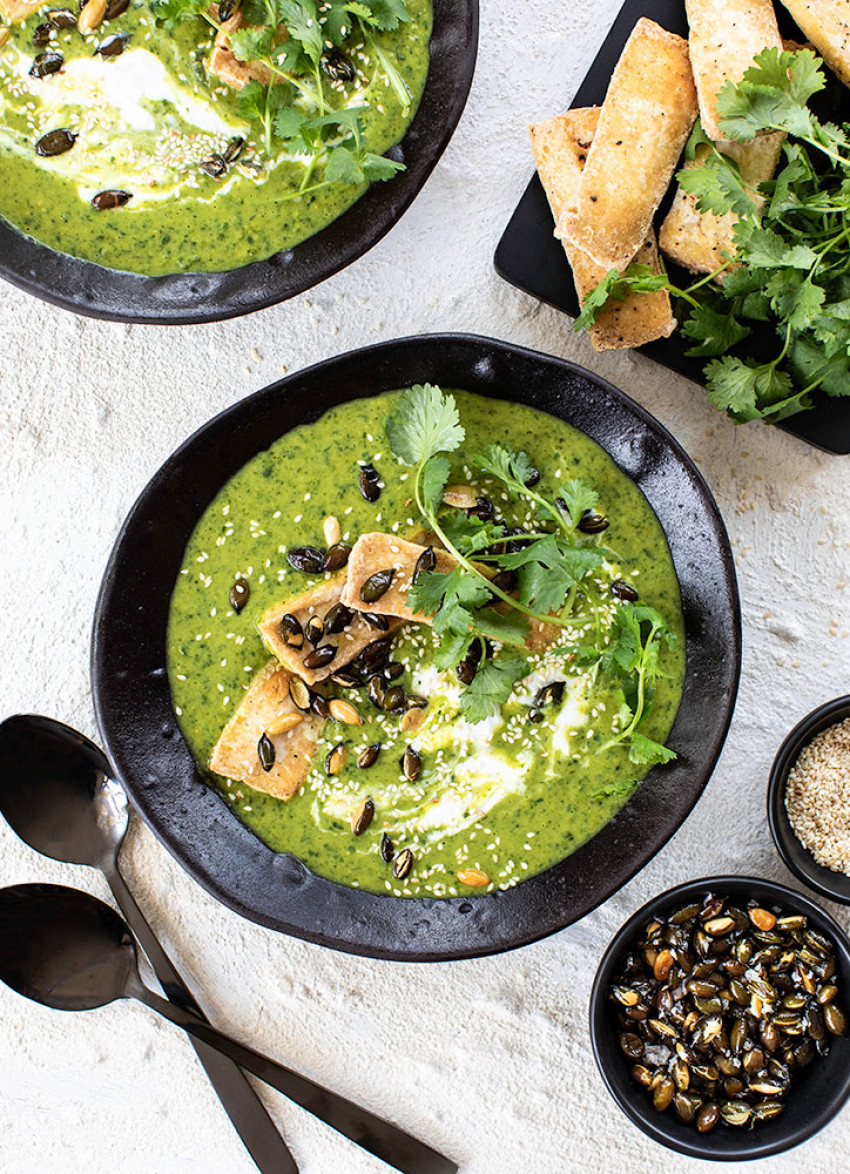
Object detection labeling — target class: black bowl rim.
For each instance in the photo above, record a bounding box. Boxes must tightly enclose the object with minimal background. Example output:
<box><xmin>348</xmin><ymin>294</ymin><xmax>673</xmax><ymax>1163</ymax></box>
<box><xmin>0</xmin><ymin>0</ymin><xmax>478</xmax><ymax>325</ymax></box>
<box><xmin>767</xmin><ymin>696</ymin><xmax>850</xmax><ymax>908</ymax></box>
<box><xmin>91</xmin><ymin>331</ymin><xmax>741</xmax><ymax>961</ymax></box>
<box><xmin>589</xmin><ymin>873</ymin><xmax>850</xmax><ymax>1161</ymax></box>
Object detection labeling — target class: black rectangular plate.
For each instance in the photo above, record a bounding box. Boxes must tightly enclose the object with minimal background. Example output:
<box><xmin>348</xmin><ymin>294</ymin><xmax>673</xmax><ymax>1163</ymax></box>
<box><xmin>494</xmin><ymin>0</ymin><xmax>850</xmax><ymax>455</ymax></box>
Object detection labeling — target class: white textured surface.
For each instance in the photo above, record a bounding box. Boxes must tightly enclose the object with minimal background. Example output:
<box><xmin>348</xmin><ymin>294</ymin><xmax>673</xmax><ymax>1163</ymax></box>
<box><xmin>1</xmin><ymin>1</ymin><xmax>849</xmax><ymax>1171</ymax></box>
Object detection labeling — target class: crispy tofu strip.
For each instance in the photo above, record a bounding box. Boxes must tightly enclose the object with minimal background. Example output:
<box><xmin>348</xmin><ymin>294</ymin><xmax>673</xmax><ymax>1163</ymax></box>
<box><xmin>258</xmin><ymin>576</ymin><xmax>402</xmax><ymax>687</ymax></box>
<box><xmin>556</xmin><ymin>19</ymin><xmax>698</xmax><ymax>272</ymax></box>
<box><xmin>209</xmin><ymin>8</ymin><xmax>274</xmax><ymax>89</ymax></box>
<box><xmin>779</xmin><ymin>0</ymin><xmax>850</xmax><ymax>87</ymax></box>
<box><xmin>0</xmin><ymin>0</ymin><xmax>41</xmax><ymax>18</ymax></box>
<box><xmin>686</xmin><ymin>0</ymin><xmax>783</xmax><ymax>140</ymax></box>
<box><xmin>659</xmin><ymin>132</ymin><xmax>784</xmax><ymax>274</ymax></box>
<box><xmin>531</xmin><ymin>109</ymin><xmax>676</xmax><ymax>350</ymax></box>
<box><xmin>340</xmin><ymin>534</ymin><xmax>459</xmax><ymax>624</ymax></box>
<box><xmin>340</xmin><ymin>533</ymin><xmax>557</xmax><ymax>653</ymax></box>
<box><xmin>209</xmin><ymin>661</ymin><xmax>324</xmax><ymax>800</ymax></box>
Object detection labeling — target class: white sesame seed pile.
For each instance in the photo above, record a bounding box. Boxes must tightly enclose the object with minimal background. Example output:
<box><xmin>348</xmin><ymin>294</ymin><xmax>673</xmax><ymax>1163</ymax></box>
<box><xmin>785</xmin><ymin>717</ymin><xmax>850</xmax><ymax>875</ymax></box>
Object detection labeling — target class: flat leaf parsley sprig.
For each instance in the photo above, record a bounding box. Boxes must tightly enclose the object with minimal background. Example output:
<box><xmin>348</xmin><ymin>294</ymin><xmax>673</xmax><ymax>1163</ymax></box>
<box><xmin>383</xmin><ymin>384</ymin><xmax>677</xmax><ymax>766</ymax></box>
<box><xmin>577</xmin><ymin>48</ymin><xmax>850</xmax><ymax>425</ymax></box>
<box><xmin>156</xmin><ymin>0</ymin><xmax>410</xmax><ymax>186</ymax></box>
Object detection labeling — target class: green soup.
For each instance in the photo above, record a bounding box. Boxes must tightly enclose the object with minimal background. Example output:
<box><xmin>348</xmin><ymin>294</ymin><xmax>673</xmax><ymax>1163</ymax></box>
<box><xmin>167</xmin><ymin>390</ymin><xmax>686</xmax><ymax>898</ymax></box>
<box><xmin>0</xmin><ymin>1</ymin><xmax>431</xmax><ymax>274</ymax></box>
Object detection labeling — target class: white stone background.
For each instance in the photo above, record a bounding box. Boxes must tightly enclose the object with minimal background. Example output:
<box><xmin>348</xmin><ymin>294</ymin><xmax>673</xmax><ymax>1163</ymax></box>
<box><xmin>1</xmin><ymin>0</ymin><xmax>849</xmax><ymax>1170</ymax></box>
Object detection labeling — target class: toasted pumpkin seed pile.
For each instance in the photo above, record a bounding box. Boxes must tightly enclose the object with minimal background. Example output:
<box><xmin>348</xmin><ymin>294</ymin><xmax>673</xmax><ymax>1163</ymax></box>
<box><xmin>611</xmin><ymin>893</ymin><xmax>847</xmax><ymax>1133</ymax></box>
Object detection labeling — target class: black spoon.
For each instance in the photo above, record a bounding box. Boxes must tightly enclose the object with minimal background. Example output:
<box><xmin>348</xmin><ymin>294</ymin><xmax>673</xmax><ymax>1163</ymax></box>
<box><xmin>0</xmin><ymin>883</ymin><xmax>457</xmax><ymax>1174</ymax></box>
<box><xmin>0</xmin><ymin>713</ymin><xmax>298</xmax><ymax>1174</ymax></box>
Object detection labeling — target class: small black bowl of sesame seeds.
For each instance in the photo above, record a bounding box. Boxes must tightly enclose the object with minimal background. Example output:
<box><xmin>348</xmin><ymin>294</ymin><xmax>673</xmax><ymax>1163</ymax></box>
<box><xmin>767</xmin><ymin>696</ymin><xmax>850</xmax><ymax>908</ymax></box>
<box><xmin>589</xmin><ymin>876</ymin><xmax>850</xmax><ymax>1160</ymax></box>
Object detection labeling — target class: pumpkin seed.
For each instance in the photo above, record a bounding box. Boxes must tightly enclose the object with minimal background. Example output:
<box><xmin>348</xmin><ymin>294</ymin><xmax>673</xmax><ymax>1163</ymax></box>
<box><xmin>78</xmin><ymin>0</ymin><xmax>106</xmax><ymax>32</ymax></box>
<box><xmin>229</xmin><ymin>577</ymin><xmax>250</xmax><ymax>613</ymax></box>
<box><xmin>367</xmin><ymin>675</ymin><xmax>386</xmax><ymax>709</ymax></box>
<box><xmin>380</xmin><ymin>832</ymin><xmax>395</xmax><ymax>862</ymax></box>
<box><xmin>289</xmin><ymin>677</ymin><xmax>311</xmax><ymax>711</ymax></box>
<box><xmin>265</xmin><ymin>713</ymin><xmax>302</xmax><ymax>737</ymax></box>
<box><xmin>352</xmin><ymin>797</ymin><xmax>374</xmax><ymax>836</ymax></box>
<box><xmin>303</xmin><ymin>644</ymin><xmax>336</xmax><ymax>670</ymax></box>
<box><xmin>105</xmin><ymin>0</ymin><xmax>130</xmax><ymax>17</ymax></box>
<box><xmin>223</xmin><ymin>135</ymin><xmax>244</xmax><ymax>164</ymax></box>
<box><xmin>92</xmin><ymin>189</ymin><xmax>132</xmax><ymax>210</ymax></box>
<box><xmin>401</xmin><ymin>708</ymin><xmax>426</xmax><ymax>734</ymax></box>
<box><xmin>36</xmin><ymin>128</ymin><xmax>76</xmax><ymax>157</ymax></box>
<box><xmin>331</xmin><ymin>667</ymin><xmax>363</xmax><ymax>688</ymax></box>
<box><xmin>323</xmin><ymin>47</ymin><xmax>356</xmax><ymax>82</ymax></box>
<box><xmin>96</xmin><ymin>31</ymin><xmax>128</xmax><ymax>56</ymax></box>
<box><xmin>457</xmin><ymin>869</ymin><xmax>490</xmax><ymax>888</ymax></box>
<box><xmin>362</xmin><ymin>611</ymin><xmax>390</xmax><ymax>630</ymax></box>
<box><xmin>257</xmin><ymin>733</ymin><xmax>275</xmax><ymax>772</ymax></box>
<box><xmin>824</xmin><ymin>1003</ymin><xmax>847</xmax><ymax>1035</ymax></box>
<box><xmin>412</xmin><ymin>545</ymin><xmax>435</xmax><ymax>583</ymax></box>
<box><xmin>401</xmin><ymin>745</ymin><xmax>421</xmax><ymax>782</ymax></box>
<box><xmin>329</xmin><ymin>698</ymin><xmax>362</xmax><ymax>725</ymax></box>
<box><xmin>611</xmin><ymin>579</ymin><xmax>639</xmax><ymax>602</ymax></box>
<box><xmin>323</xmin><ymin>542</ymin><xmax>352</xmax><ymax>572</ymax></box>
<box><xmin>287</xmin><ymin>545</ymin><xmax>325</xmax><ymax>573</ymax></box>
<box><xmin>442</xmin><ymin>484</ymin><xmax>478</xmax><ymax>509</ymax></box>
<box><xmin>280</xmin><ymin>613</ymin><xmax>304</xmax><ymax>647</ymax></box>
<box><xmin>359</xmin><ymin>463</ymin><xmax>380</xmax><ymax>502</ymax></box>
<box><xmin>383</xmin><ymin>685</ymin><xmax>406</xmax><ymax>713</ymax></box>
<box><xmin>322</xmin><ymin>515</ymin><xmax>341</xmax><ymax>546</ymax></box>
<box><xmin>47</xmin><ymin>8</ymin><xmax>78</xmax><ymax>27</ymax></box>
<box><xmin>696</xmin><ymin>1102</ymin><xmax>719</xmax><ymax>1133</ymax></box>
<box><xmin>30</xmin><ymin>50</ymin><xmax>64</xmax><ymax>77</ymax></box>
<box><xmin>325</xmin><ymin>603</ymin><xmax>354</xmax><ymax>634</ymax></box>
<box><xmin>360</xmin><ymin>568</ymin><xmax>395</xmax><ymax>604</ymax></box>
<box><xmin>392</xmin><ymin>847</ymin><xmax>413</xmax><ymax>880</ymax></box>
<box><xmin>357</xmin><ymin>743</ymin><xmax>381</xmax><ymax>769</ymax></box>
<box><xmin>310</xmin><ymin>693</ymin><xmax>330</xmax><ymax>720</ymax></box>
<box><xmin>0</xmin><ymin>27</ymin><xmax>9</xmax><ymax>47</ymax></box>
<box><xmin>577</xmin><ymin>509</ymin><xmax>609</xmax><ymax>534</ymax></box>
<box><xmin>325</xmin><ymin>744</ymin><xmax>346</xmax><ymax>775</ymax></box>
<box><xmin>305</xmin><ymin>615</ymin><xmax>324</xmax><ymax>646</ymax></box>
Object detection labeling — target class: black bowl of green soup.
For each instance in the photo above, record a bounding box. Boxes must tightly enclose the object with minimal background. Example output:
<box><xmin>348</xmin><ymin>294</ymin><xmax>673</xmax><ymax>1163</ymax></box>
<box><xmin>0</xmin><ymin>0</ymin><xmax>476</xmax><ymax>323</ymax></box>
<box><xmin>92</xmin><ymin>333</ymin><xmax>741</xmax><ymax>960</ymax></box>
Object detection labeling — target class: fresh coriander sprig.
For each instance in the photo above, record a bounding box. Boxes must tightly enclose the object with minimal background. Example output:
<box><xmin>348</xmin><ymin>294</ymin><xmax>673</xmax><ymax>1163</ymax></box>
<box><xmin>576</xmin><ymin>48</ymin><xmax>850</xmax><ymax>426</ymax></box>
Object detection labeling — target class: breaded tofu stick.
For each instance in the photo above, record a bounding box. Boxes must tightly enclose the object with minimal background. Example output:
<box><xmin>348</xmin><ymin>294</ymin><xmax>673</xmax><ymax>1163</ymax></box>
<box><xmin>258</xmin><ymin>575</ymin><xmax>402</xmax><ymax>687</ymax></box>
<box><xmin>779</xmin><ymin>0</ymin><xmax>850</xmax><ymax>87</ymax></box>
<box><xmin>340</xmin><ymin>534</ymin><xmax>460</xmax><ymax>623</ymax></box>
<box><xmin>531</xmin><ymin>109</ymin><xmax>676</xmax><ymax>350</ymax></box>
<box><xmin>659</xmin><ymin>132</ymin><xmax>785</xmax><ymax>274</ymax></box>
<box><xmin>686</xmin><ymin>0</ymin><xmax>783</xmax><ymax>140</ymax></box>
<box><xmin>209</xmin><ymin>661</ymin><xmax>325</xmax><ymax>800</ymax></box>
<box><xmin>557</xmin><ymin>18</ymin><xmax>698</xmax><ymax>272</ymax></box>
<box><xmin>0</xmin><ymin>0</ymin><xmax>43</xmax><ymax>19</ymax></box>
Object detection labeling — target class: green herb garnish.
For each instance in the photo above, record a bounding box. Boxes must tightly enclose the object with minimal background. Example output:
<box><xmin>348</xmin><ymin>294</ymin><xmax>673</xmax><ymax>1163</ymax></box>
<box><xmin>155</xmin><ymin>0</ymin><xmax>410</xmax><ymax>185</ymax></box>
<box><xmin>385</xmin><ymin>383</ymin><xmax>676</xmax><ymax>761</ymax></box>
<box><xmin>577</xmin><ymin>48</ymin><xmax>850</xmax><ymax>425</ymax></box>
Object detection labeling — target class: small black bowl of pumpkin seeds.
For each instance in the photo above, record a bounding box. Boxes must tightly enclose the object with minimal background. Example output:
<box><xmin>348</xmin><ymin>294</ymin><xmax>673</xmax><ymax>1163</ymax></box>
<box><xmin>589</xmin><ymin>876</ymin><xmax>850</xmax><ymax>1160</ymax></box>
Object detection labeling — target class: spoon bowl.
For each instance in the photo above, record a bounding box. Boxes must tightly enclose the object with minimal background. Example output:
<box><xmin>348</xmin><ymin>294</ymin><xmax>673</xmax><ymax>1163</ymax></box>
<box><xmin>0</xmin><ymin>883</ymin><xmax>135</xmax><ymax>1011</ymax></box>
<box><xmin>0</xmin><ymin>715</ymin><xmax>127</xmax><ymax>869</ymax></box>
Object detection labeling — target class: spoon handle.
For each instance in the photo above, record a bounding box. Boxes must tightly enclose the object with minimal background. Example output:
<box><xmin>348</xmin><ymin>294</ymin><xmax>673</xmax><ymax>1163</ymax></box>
<box><xmin>105</xmin><ymin>863</ymin><xmax>299</xmax><ymax>1174</ymax></box>
<box><xmin>137</xmin><ymin>984</ymin><xmax>458</xmax><ymax>1174</ymax></box>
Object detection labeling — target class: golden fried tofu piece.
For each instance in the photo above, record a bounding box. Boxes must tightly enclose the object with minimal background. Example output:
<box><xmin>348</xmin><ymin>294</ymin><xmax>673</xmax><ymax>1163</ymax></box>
<box><xmin>557</xmin><ymin>19</ymin><xmax>698</xmax><ymax>272</ymax></box>
<box><xmin>686</xmin><ymin>0</ymin><xmax>783</xmax><ymax>140</ymax></box>
<box><xmin>209</xmin><ymin>661</ymin><xmax>324</xmax><ymax>800</ymax></box>
<box><xmin>531</xmin><ymin>108</ymin><xmax>676</xmax><ymax>350</ymax></box>
<box><xmin>659</xmin><ymin>133</ymin><xmax>784</xmax><ymax>274</ymax></box>
<box><xmin>209</xmin><ymin>7</ymin><xmax>274</xmax><ymax>89</ymax></box>
<box><xmin>779</xmin><ymin>0</ymin><xmax>850</xmax><ymax>87</ymax></box>
<box><xmin>340</xmin><ymin>534</ymin><xmax>459</xmax><ymax>624</ymax></box>
<box><xmin>0</xmin><ymin>0</ymin><xmax>43</xmax><ymax>21</ymax></box>
<box><xmin>258</xmin><ymin>575</ymin><xmax>402</xmax><ymax>686</ymax></box>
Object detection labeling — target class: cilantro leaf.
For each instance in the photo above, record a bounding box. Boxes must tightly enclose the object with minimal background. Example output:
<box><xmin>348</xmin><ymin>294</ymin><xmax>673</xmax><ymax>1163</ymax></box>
<box><xmin>421</xmin><ymin>455</ymin><xmax>450</xmax><ymax>512</ymax></box>
<box><xmin>153</xmin><ymin>0</ymin><xmax>207</xmax><ymax>26</ymax></box>
<box><xmin>703</xmin><ymin>358</ymin><xmax>761</xmax><ymax>420</ymax></box>
<box><xmin>681</xmin><ymin>302</ymin><xmax>751</xmax><ymax>357</ymax></box>
<box><xmin>558</xmin><ymin>479</ymin><xmax>598</xmax><ymax>526</ymax></box>
<box><xmin>474</xmin><ymin>609</ymin><xmax>530</xmax><ymax>646</ymax></box>
<box><xmin>432</xmin><ymin>628</ymin><xmax>474</xmax><ymax>671</ymax></box>
<box><xmin>677</xmin><ymin>146</ymin><xmax>758</xmax><ymax>218</ymax></box>
<box><xmin>628</xmin><ymin>733</ymin><xmax>677</xmax><ymax>766</ymax></box>
<box><xmin>358</xmin><ymin>0</ymin><xmax>409</xmax><ymax>30</ymax></box>
<box><xmin>765</xmin><ymin>272</ymin><xmax>826</xmax><ymax>331</ymax></box>
<box><xmin>477</xmin><ymin>444</ymin><xmax>537</xmax><ymax>492</ymax></box>
<box><xmin>735</xmin><ymin>224</ymin><xmax>818</xmax><ymax>270</ymax></box>
<box><xmin>325</xmin><ymin>145</ymin><xmax>365</xmax><ymax>184</ymax></box>
<box><xmin>277</xmin><ymin>0</ymin><xmax>323</xmax><ymax>64</ymax></box>
<box><xmin>458</xmin><ymin>657</ymin><xmax>526</xmax><ymax>723</ymax></box>
<box><xmin>407</xmin><ymin>569</ymin><xmax>452</xmax><ymax>618</ymax></box>
<box><xmin>386</xmin><ymin>384</ymin><xmax>465</xmax><ymax>466</ymax></box>
<box><xmin>362</xmin><ymin>152</ymin><xmax>405</xmax><ymax>181</ymax></box>
<box><xmin>229</xmin><ymin>25</ymin><xmax>275</xmax><ymax>62</ymax></box>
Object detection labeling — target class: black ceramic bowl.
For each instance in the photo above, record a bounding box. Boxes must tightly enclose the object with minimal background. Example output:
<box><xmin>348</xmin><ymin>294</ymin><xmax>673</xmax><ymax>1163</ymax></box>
<box><xmin>768</xmin><ymin>697</ymin><xmax>850</xmax><ymax>907</ymax></box>
<box><xmin>589</xmin><ymin>875</ymin><xmax>850</xmax><ymax>1160</ymax></box>
<box><xmin>0</xmin><ymin>0</ymin><xmax>477</xmax><ymax>324</ymax></box>
<box><xmin>91</xmin><ymin>333</ymin><xmax>741</xmax><ymax>961</ymax></box>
